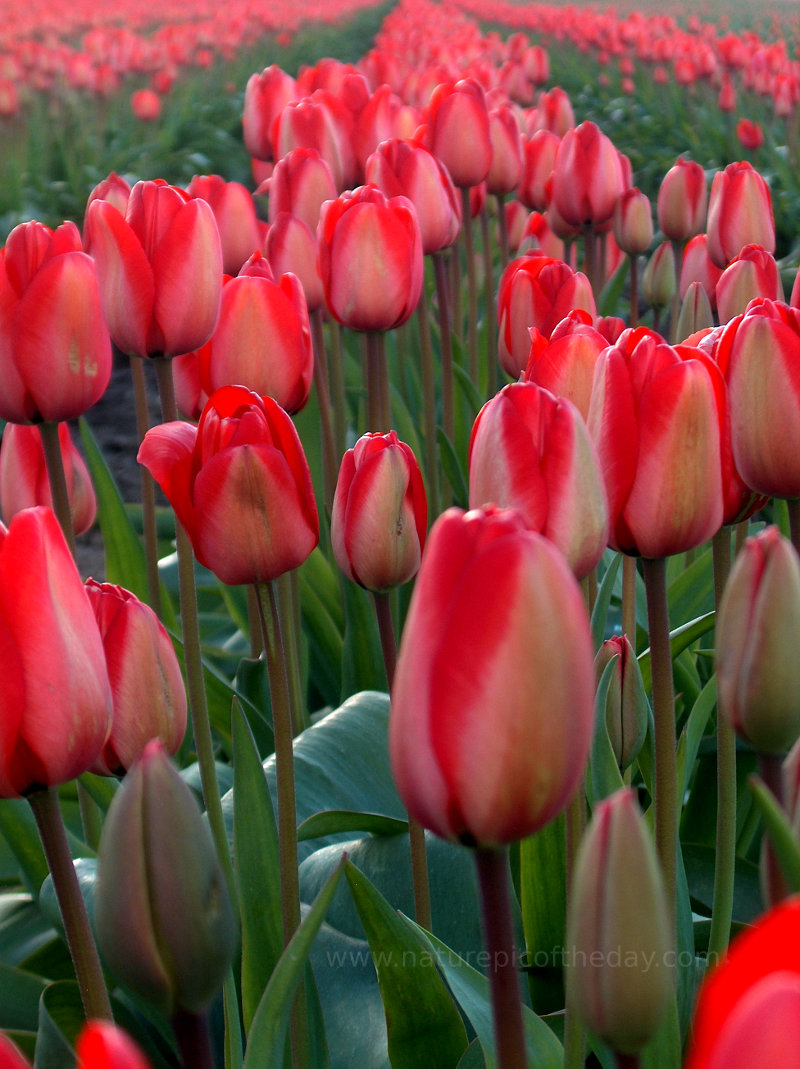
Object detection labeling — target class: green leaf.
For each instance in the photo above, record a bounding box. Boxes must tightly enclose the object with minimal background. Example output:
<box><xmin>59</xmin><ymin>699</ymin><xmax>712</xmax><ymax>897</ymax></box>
<box><xmin>748</xmin><ymin>774</ymin><xmax>800</xmax><ymax>894</ymax></box>
<box><xmin>590</xmin><ymin>551</ymin><xmax>621</xmax><ymax>649</ymax></box>
<box><xmin>436</xmin><ymin>429</ymin><xmax>469</xmax><ymax>510</ymax></box>
<box><xmin>0</xmin><ymin>799</ymin><xmax>49</xmax><ymax>896</ymax></box>
<box><xmin>0</xmin><ymin>962</ymin><xmax>45</xmax><ymax>1031</ymax></box>
<box><xmin>242</xmin><ymin>859</ymin><xmax>345</xmax><ymax>1069</ymax></box>
<box><xmin>598</xmin><ymin>256</ymin><xmax>630</xmax><ymax>318</ymax></box>
<box><xmin>588</xmin><ymin>658</ymin><xmax>626</xmax><ymax>806</ymax></box>
<box><xmin>397</xmin><ymin>919</ymin><xmax>563</xmax><ymax>1069</ymax></box>
<box><xmin>676</xmin><ymin>677</ymin><xmax>717</xmax><ymax>801</ymax></box>
<box><xmin>340</xmin><ymin>582</ymin><xmax>387</xmax><ymax>701</ymax></box>
<box><xmin>35</xmin><ymin>981</ymin><xmax>80</xmax><ymax>1069</ymax></box>
<box><xmin>638</xmin><ymin>612</ymin><xmax>716</xmax><ymax>693</ymax></box>
<box><xmin>666</xmin><ymin>546</ymin><xmax>715</xmax><ymax>628</ymax></box>
<box><xmin>232</xmin><ymin>702</ymin><xmax>284</xmax><ymax>1033</ymax></box>
<box><xmin>344</xmin><ymin>861</ymin><xmax>469</xmax><ymax>1069</ymax></box>
<box><xmin>298</xmin><ymin>811</ymin><xmax>408</xmax><ymax>842</ymax></box>
<box><xmin>681</xmin><ymin>843</ymin><xmax>762</xmax><ymax>925</ymax></box>
<box><xmin>518</xmin><ymin>815</ymin><xmax>567</xmax><ymax>1016</ymax></box>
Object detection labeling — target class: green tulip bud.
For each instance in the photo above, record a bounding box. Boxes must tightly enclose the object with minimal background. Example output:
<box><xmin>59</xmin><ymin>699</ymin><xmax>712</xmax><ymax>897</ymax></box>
<box><xmin>565</xmin><ymin>788</ymin><xmax>673</xmax><ymax>1055</ymax></box>
<box><xmin>94</xmin><ymin>740</ymin><xmax>237</xmax><ymax>1015</ymax></box>
<box><xmin>594</xmin><ymin>635</ymin><xmax>649</xmax><ymax>770</ymax></box>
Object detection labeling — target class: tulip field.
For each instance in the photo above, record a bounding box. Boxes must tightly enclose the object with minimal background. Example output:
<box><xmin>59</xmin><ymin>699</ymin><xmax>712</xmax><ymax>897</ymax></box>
<box><xmin>4</xmin><ymin>0</ymin><xmax>800</xmax><ymax>1067</ymax></box>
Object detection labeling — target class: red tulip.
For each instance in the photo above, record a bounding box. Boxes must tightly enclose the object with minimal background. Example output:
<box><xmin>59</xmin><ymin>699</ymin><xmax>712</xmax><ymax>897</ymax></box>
<box><xmin>138</xmin><ymin>385</ymin><xmax>318</xmax><ymax>586</ymax></box>
<box><xmin>130</xmin><ymin>88</ymin><xmax>161</xmax><ymax>122</ymax></box>
<box><xmin>680</xmin><ymin>234</ymin><xmax>723</xmax><ymax>312</ymax></box>
<box><xmin>706</xmin><ymin>160</ymin><xmax>775</xmax><ymax>268</ymax></box>
<box><xmin>0</xmin><ymin>507</ymin><xmax>112</xmax><ymax>798</ymax></box>
<box><xmin>85</xmin><ymin>172</ymin><xmax>132</xmax><ymax>224</ymax></box>
<box><xmin>485</xmin><ymin>102</ymin><xmax>524</xmax><ymax>196</ymax></box>
<box><xmin>0</xmin><ymin>220</ymin><xmax>112</xmax><ymax>424</ymax></box>
<box><xmin>469</xmin><ymin>382</ymin><xmax>608</xmax><ymax>579</ymax></box>
<box><xmin>424</xmin><ymin>78</ymin><xmax>492</xmax><ymax>189</ymax></box>
<box><xmin>242</xmin><ymin>64</ymin><xmax>298</xmax><ymax>161</ymax></box>
<box><xmin>85</xmin><ymin>179</ymin><xmax>222</xmax><ymax>359</ymax></box>
<box><xmin>331</xmin><ymin>430</ymin><xmax>427</xmax><ymax>592</ymax></box>
<box><xmin>389</xmin><ymin>505</ymin><xmax>595</xmax><ymax>846</ymax></box>
<box><xmin>517</xmin><ymin>129</ymin><xmax>560</xmax><ymax>212</ymax></box>
<box><xmin>685</xmin><ymin>897</ymin><xmax>800</xmax><ymax>1069</ymax></box>
<box><xmin>264</xmin><ymin>212</ymin><xmax>324</xmax><ymax>313</ymax></box>
<box><xmin>523</xmin><ymin>309</ymin><xmax>608</xmax><ymax>420</ymax></box>
<box><xmin>317</xmin><ymin>183</ymin><xmax>423</xmax><ymax>332</ymax></box>
<box><xmin>736</xmin><ymin>118</ymin><xmax>764</xmax><ymax>151</ymax></box>
<box><xmin>656</xmin><ymin>157</ymin><xmax>708</xmax><ymax>243</ymax></box>
<box><xmin>0</xmin><ymin>422</ymin><xmax>96</xmax><ymax>535</ymax></box>
<box><xmin>85</xmin><ymin>580</ymin><xmax>187</xmax><ymax>776</ymax></box>
<box><xmin>497</xmin><ymin>251</ymin><xmax>596</xmax><ymax>378</ymax></box>
<box><xmin>0</xmin><ymin>1035</ymin><xmax>32</xmax><ymax>1069</ymax></box>
<box><xmin>587</xmin><ymin>327</ymin><xmax>725</xmax><ymax>558</ymax></box>
<box><xmin>272</xmin><ymin>91</ymin><xmax>357</xmax><ymax>193</ymax></box>
<box><xmin>187</xmin><ymin>174</ymin><xmax>263</xmax><ymax>276</ymax></box>
<box><xmin>613</xmin><ymin>187</ymin><xmax>654</xmax><ymax>256</ymax></box>
<box><xmin>531</xmin><ymin>86</ymin><xmax>575</xmax><ymax>136</ymax></box>
<box><xmin>715</xmin><ymin>244</ymin><xmax>783</xmax><ymax>324</ymax></box>
<box><xmin>267</xmin><ymin>146</ymin><xmax>338</xmax><ymax>234</ymax></box>
<box><xmin>550</xmin><ymin>120</ymin><xmax>627</xmax><ymax>229</ymax></box>
<box><xmin>76</xmin><ymin>1022</ymin><xmax>153</xmax><ymax>1069</ymax></box>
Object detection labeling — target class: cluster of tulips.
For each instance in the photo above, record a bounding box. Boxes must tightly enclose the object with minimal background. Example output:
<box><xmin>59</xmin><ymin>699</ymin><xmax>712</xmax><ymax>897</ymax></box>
<box><xmin>2</xmin><ymin>0</ymin><xmax>800</xmax><ymax>1068</ymax></box>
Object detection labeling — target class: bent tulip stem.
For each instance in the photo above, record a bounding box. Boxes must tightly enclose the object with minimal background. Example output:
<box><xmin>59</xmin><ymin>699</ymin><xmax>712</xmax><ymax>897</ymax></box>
<box><xmin>28</xmin><ymin>787</ymin><xmax>113</xmax><ymax>1022</ymax></box>
<box><xmin>38</xmin><ymin>421</ymin><xmax>76</xmax><ymax>558</ymax></box>
<box><xmin>130</xmin><ymin>354</ymin><xmax>163</xmax><ymax>614</ymax></box>
<box><xmin>642</xmin><ymin>556</ymin><xmax>677</xmax><ymax>927</ymax></box>
<box><xmin>170</xmin><ymin>1008</ymin><xmax>215</xmax><ymax>1069</ymax></box>
<box><xmin>153</xmin><ymin>357</ymin><xmax>236</xmax><ymax>903</ymax></box>
<box><xmin>474</xmin><ymin>847</ymin><xmax>528</xmax><ymax>1069</ymax></box>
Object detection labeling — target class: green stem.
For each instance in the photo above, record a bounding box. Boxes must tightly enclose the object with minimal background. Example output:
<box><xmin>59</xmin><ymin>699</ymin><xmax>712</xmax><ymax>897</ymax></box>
<box><xmin>433</xmin><ymin>252</ymin><xmax>455</xmax><ymax>449</ymax></box>
<box><xmin>310</xmin><ymin>307</ymin><xmax>339</xmax><ymax>516</ymax></box>
<box><xmin>563</xmin><ymin>787</ymin><xmax>586</xmax><ymax>1069</ymax></box>
<box><xmin>130</xmin><ymin>355</ymin><xmax>162</xmax><ymax>615</ymax></box>
<box><xmin>480</xmin><ymin>202</ymin><xmax>497</xmax><ymax>398</ymax></box>
<box><xmin>28</xmin><ymin>787</ymin><xmax>113</xmax><ymax>1021</ymax></box>
<box><xmin>153</xmin><ymin>357</ymin><xmax>236</xmax><ymax>903</ymax></box>
<box><xmin>373</xmin><ymin>591</ymin><xmax>433</xmax><ymax>931</ymax></box>
<box><xmin>170</xmin><ymin>1008</ymin><xmax>215</xmax><ymax>1069</ymax></box>
<box><xmin>365</xmin><ymin>330</ymin><xmax>390</xmax><ymax>432</ymax></box>
<box><xmin>416</xmin><ymin>284</ymin><xmax>440</xmax><ymax>518</ymax></box>
<box><xmin>495</xmin><ymin>192</ymin><xmax>510</xmax><ymax>271</ymax></box>
<box><xmin>758</xmin><ymin>752</ymin><xmax>788</xmax><ymax>907</ymax></box>
<box><xmin>622</xmin><ymin>554</ymin><xmax>637</xmax><ymax>650</ymax></box>
<box><xmin>474</xmin><ymin>847</ymin><xmax>528</xmax><ymax>1069</ymax></box>
<box><xmin>642</xmin><ymin>556</ymin><xmax>677</xmax><ymax>927</ymax></box>
<box><xmin>329</xmin><ymin>319</ymin><xmax>346</xmax><ymax>460</ymax></box>
<box><xmin>279</xmin><ymin>569</ymin><xmax>308</xmax><ymax>735</ymax></box>
<box><xmin>708</xmin><ymin>528</ymin><xmax>736</xmax><ymax>960</ymax></box>
<box><xmin>668</xmin><ymin>239</ymin><xmax>683</xmax><ymax>344</ymax></box>
<box><xmin>629</xmin><ymin>255</ymin><xmax>639</xmax><ymax>329</ymax></box>
<box><xmin>38</xmin><ymin>420</ymin><xmax>76</xmax><ymax>557</ymax></box>
<box><xmin>461</xmin><ymin>187</ymin><xmax>479</xmax><ymax>386</ymax></box>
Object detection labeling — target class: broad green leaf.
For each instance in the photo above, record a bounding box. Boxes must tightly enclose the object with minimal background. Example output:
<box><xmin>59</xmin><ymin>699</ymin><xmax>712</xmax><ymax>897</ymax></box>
<box><xmin>345</xmin><ymin>861</ymin><xmax>468</xmax><ymax>1069</ymax></box>
<box><xmin>681</xmin><ymin>843</ymin><xmax>761</xmax><ymax>925</ymax></box>
<box><xmin>665</xmin><ymin>545</ymin><xmax>715</xmax><ymax>627</ymax></box>
<box><xmin>638</xmin><ymin>612</ymin><xmax>715</xmax><ymax>693</ymax></box>
<box><xmin>590</xmin><ymin>551</ymin><xmax>621</xmax><ymax>649</ymax></box>
<box><xmin>38</xmin><ymin>859</ymin><xmax>98</xmax><ymax>942</ymax></box>
<box><xmin>518</xmin><ymin>815</ymin><xmax>567</xmax><ymax>1016</ymax></box>
<box><xmin>340</xmin><ymin>582</ymin><xmax>387</xmax><ymax>701</ymax></box>
<box><xmin>436</xmin><ymin>429</ymin><xmax>469</xmax><ymax>510</ymax></box>
<box><xmin>298</xmin><ymin>811</ymin><xmax>408</xmax><ymax>842</ymax></box>
<box><xmin>232</xmin><ymin>702</ymin><xmax>284</xmax><ymax>1033</ymax></box>
<box><xmin>0</xmin><ymin>962</ymin><xmax>45</xmax><ymax>1031</ymax></box>
<box><xmin>639</xmin><ymin>993</ymin><xmax>683</xmax><ymax>1069</ymax></box>
<box><xmin>0</xmin><ymin>800</ymin><xmax>49</xmax><ymax>896</ymax></box>
<box><xmin>242</xmin><ymin>860</ymin><xmax>345</xmax><ymax>1069</ymax></box>
<box><xmin>35</xmin><ymin>981</ymin><xmax>80</xmax><ymax>1069</ymax></box>
<box><xmin>598</xmin><ymin>256</ymin><xmax>629</xmax><ymax>318</ymax></box>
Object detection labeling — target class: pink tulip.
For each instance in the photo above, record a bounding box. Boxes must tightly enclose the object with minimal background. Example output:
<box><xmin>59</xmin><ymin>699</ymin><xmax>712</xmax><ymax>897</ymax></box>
<box><xmin>187</xmin><ymin>174</ymin><xmax>263</xmax><ymax>276</ymax></box>
<box><xmin>424</xmin><ymin>78</ymin><xmax>492</xmax><ymax>189</ymax></box>
<box><xmin>657</xmin><ymin>157</ymin><xmax>708</xmax><ymax>243</ymax></box>
<box><xmin>550</xmin><ymin>121</ymin><xmax>627</xmax><ymax>229</ymax></box>
<box><xmin>706</xmin><ymin>160</ymin><xmax>775</xmax><ymax>268</ymax></box>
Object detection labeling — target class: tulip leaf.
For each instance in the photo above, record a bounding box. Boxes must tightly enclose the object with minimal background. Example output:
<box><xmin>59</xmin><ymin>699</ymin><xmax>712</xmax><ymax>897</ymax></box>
<box><xmin>598</xmin><ymin>256</ymin><xmax>629</xmax><ymax>317</ymax></box>
<box><xmin>666</xmin><ymin>545</ymin><xmax>715</xmax><ymax>627</ymax></box>
<box><xmin>0</xmin><ymin>800</ymin><xmax>49</xmax><ymax>896</ymax></box>
<box><xmin>590</xmin><ymin>551</ymin><xmax>622</xmax><ymax>649</ymax></box>
<box><xmin>638</xmin><ymin>611</ymin><xmax>715</xmax><ymax>693</ymax></box>
<box><xmin>397</xmin><ymin>917</ymin><xmax>564</xmax><ymax>1069</ymax></box>
<box><xmin>436</xmin><ymin>429</ymin><xmax>469</xmax><ymax>510</ymax></box>
<box><xmin>340</xmin><ymin>582</ymin><xmax>387</xmax><ymax>701</ymax></box>
<box><xmin>35</xmin><ymin>981</ymin><xmax>80</xmax><ymax>1069</ymax></box>
<box><xmin>242</xmin><ymin>859</ymin><xmax>345</xmax><ymax>1069</ymax></box>
<box><xmin>681</xmin><ymin>843</ymin><xmax>761</xmax><ymax>925</ymax></box>
<box><xmin>232</xmin><ymin>701</ymin><xmax>284</xmax><ymax>1033</ymax></box>
<box><xmin>748</xmin><ymin>774</ymin><xmax>800</xmax><ymax>894</ymax></box>
<box><xmin>676</xmin><ymin>676</ymin><xmax>717</xmax><ymax>801</ymax></box>
<box><xmin>344</xmin><ymin>860</ymin><xmax>469</xmax><ymax>1069</ymax></box>
<box><xmin>297</xmin><ymin>811</ymin><xmax>408</xmax><ymax>842</ymax></box>
<box><xmin>518</xmin><ymin>814</ymin><xmax>567</xmax><ymax>1016</ymax></box>
<box><xmin>0</xmin><ymin>962</ymin><xmax>45</xmax><ymax>1030</ymax></box>
<box><xmin>588</xmin><ymin>658</ymin><xmax>626</xmax><ymax>805</ymax></box>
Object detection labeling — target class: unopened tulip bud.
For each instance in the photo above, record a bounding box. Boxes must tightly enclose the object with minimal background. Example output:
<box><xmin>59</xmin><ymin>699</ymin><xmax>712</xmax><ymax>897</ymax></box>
<box><xmin>566</xmin><ymin>788</ymin><xmax>673</xmax><ymax>1055</ymax></box>
<box><xmin>594</xmin><ymin>635</ymin><xmax>648</xmax><ymax>768</ymax></box>
<box><xmin>716</xmin><ymin>526</ymin><xmax>800</xmax><ymax>755</ymax></box>
<box><xmin>76</xmin><ymin>1022</ymin><xmax>153</xmax><ymax>1069</ymax></box>
<box><xmin>706</xmin><ymin>160</ymin><xmax>775</xmax><ymax>268</ymax></box>
<box><xmin>657</xmin><ymin>157</ymin><xmax>708</xmax><ymax>242</ymax></box>
<box><xmin>641</xmin><ymin>240</ymin><xmax>676</xmax><ymax>308</ymax></box>
<box><xmin>95</xmin><ymin>740</ymin><xmax>237</xmax><ymax>1016</ymax></box>
<box><xmin>715</xmin><ymin>244</ymin><xmax>783</xmax><ymax>324</ymax></box>
<box><xmin>613</xmin><ymin>187</ymin><xmax>653</xmax><ymax>256</ymax></box>
<box><xmin>676</xmin><ymin>280</ymin><xmax>715</xmax><ymax>340</ymax></box>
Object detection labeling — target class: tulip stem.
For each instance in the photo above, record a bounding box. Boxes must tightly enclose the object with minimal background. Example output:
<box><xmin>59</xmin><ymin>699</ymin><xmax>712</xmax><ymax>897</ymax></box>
<box><xmin>28</xmin><ymin>787</ymin><xmax>113</xmax><ymax>1021</ymax></box>
<box><xmin>480</xmin><ymin>202</ymin><xmax>497</xmax><ymax>397</ymax></box>
<box><xmin>310</xmin><ymin>307</ymin><xmax>339</xmax><ymax>515</ymax></box>
<box><xmin>130</xmin><ymin>354</ymin><xmax>162</xmax><ymax>614</ymax></box>
<box><xmin>373</xmin><ymin>591</ymin><xmax>433</xmax><ymax>931</ymax></box>
<box><xmin>366</xmin><ymin>330</ymin><xmax>391</xmax><ymax>432</ymax></box>
<box><xmin>628</xmin><ymin>255</ymin><xmax>639</xmax><ymax>328</ymax></box>
<box><xmin>153</xmin><ymin>357</ymin><xmax>236</xmax><ymax>904</ymax></box>
<box><xmin>416</xmin><ymin>285</ymin><xmax>440</xmax><ymax>517</ymax></box>
<box><xmin>495</xmin><ymin>192</ymin><xmax>510</xmax><ymax>271</ymax></box>
<box><xmin>668</xmin><ymin>240</ymin><xmax>683</xmax><ymax>345</ymax></box>
<box><xmin>757</xmin><ymin>752</ymin><xmax>788</xmax><ymax>906</ymax></box>
<box><xmin>474</xmin><ymin>847</ymin><xmax>528</xmax><ymax>1069</ymax></box>
<box><xmin>329</xmin><ymin>320</ymin><xmax>346</xmax><ymax>460</ymax></box>
<box><xmin>622</xmin><ymin>555</ymin><xmax>637</xmax><ymax>650</ymax></box>
<box><xmin>433</xmin><ymin>252</ymin><xmax>455</xmax><ymax>452</ymax></box>
<box><xmin>170</xmin><ymin>1009</ymin><xmax>215</xmax><ymax>1069</ymax></box>
<box><xmin>38</xmin><ymin>420</ymin><xmax>76</xmax><ymax>558</ymax></box>
<box><xmin>461</xmin><ymin>187</ymin><xmax>479</xmax><ymax>386</ymax></box>
<box><xmin>642</xmin><ymin>556</ymin><xmax>677</xmax><ymax>926</ymax></box>
<box><xmin>708</xmin><ymin>528</ymin><xmax>736</xmax><ymax>960</ymax></box>
<box><xmin>787</xmin><ymin>499</ymin><xmax>800</xmax><ymax>557</ymax></box>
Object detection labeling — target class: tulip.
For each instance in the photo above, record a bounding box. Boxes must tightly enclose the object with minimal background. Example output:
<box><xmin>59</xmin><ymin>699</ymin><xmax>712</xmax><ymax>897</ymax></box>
<box><xmin>737</xmin><ymin>118</ymin><xmax>764</xmax><ymax>151</ymax></box>
<box><xmin>138</xmin><ymin>385</ymin><xmax>318</xmax><ymax>587</ymax></box>
<box><xmin>716</xmin><ymin>298</ymin><xmax>800</xmax><ymax>499</ymax></box>
<box><xmin>716</xmin><ymin>527</ymin><xmax>800</xmax><ymax>756</ymax></box>
<box><xmin>517</xmin><ymin>129</ymin><xmax>560</xmax><ymax>212</ymax></box>
<box><xmin>272</xmin><ymin>91</ymin><xmax>357</xmax><ymax>193</ymax></box>
<box><xmin>613</xmin><ymin>187</ymin><xmax>654</xmax><ymax>256</ymax></box>
<box><xmin>317</xmin><ymin>183</ymin><xmax>423</xmax><ymax>332</ymax></box>
<box><xmin>331</xmin><ymin>431</ymin><xmax>427</xmax><ymax>592</ymax></box>
<box><xmin>364</xmin><ymin>137</ymin><xmax>461</xmax><ymax>255</ymax></box>
<box><xmin>242</xmin><ymin>64</ymin><xmax>298</xmax><ymax>161</ymax></box>
<box><xmin>565</xmin><ymin>788</ymin><xmax>673</xmax><ymax>1055</ymax></box>
<box><xmin>130</xmin><ymin>88</ymin><xmax>161</xmax><ymax>122</ymax></box>
<box><xmin>641</xmin><ymin>240</ymin><xmax>676</xmax><ymax>310</ymax></box>
<box><xmin>550</xmin><ymin>120</ymin><xmax>627</xmax><ymax>229</ymax></box>
<box><xmin>656</xmin><ymin>157</ymin><xmax>708</xmax><ymax>243</ymax></box>
<box><xmin>267</xmin><ymin>146</ymin><xmax>338</xmax><ymax>234</ymax></box>
<box><xmin>497</xmin><ymin>251</ymin><xmax>596</xmax><ymax>378</ymax></box>
<box><xmin>715</xmin><ymin>244</ymin><xmax>783</xmax><ymax>325</ymax></box>
<box><xmin>706</xmin><ymin>160</ymin><xmax>775</xmax><ymax>268</ymax></box>
<box><xmin>85</xmin><ymin>172</ymin><xmax>132</xmax><ymax>222</ymax></box>
<box><xmin>0</xmin><ymin>507</ymin><xmax>112</xmax><ymax>798</ymax></box>
<box><xmin>468</xmin><ymin>382</ymin><xmax>608</xmax><ymax>579</ymax></box>
<box><xmin>485</xmin><ymin>102</ymin><xmax>524</xmax><ymax>196</ymax></box>
<box><xmin>677</xmin><ymin>281</ymin><xmax>715</xmax><ymax>341</ymax></box>
<box><xmin>186</xmin><ymin>174</ymin><xmax>263</xmax><ymax>276</ymax></box>
<box><xmin>424</xmin><ymin>78</ymin><xmax>492</xmax><ymax>189</ymax></box>
<box><xmin>531</xmin><ymin>86</ymin><xmax>575</xmax><ymax>136</ymax></box>
<box><xmin>0</xmin><ymin>422</ymin><xmax>96</xmax><ymax>535</ymax></box>
<box><xmin>84</xmin><ymin>580</ymin><xmax>187</xmax><ymax>776</ymax></box>
<box><xmin>264</xmin><ymin>212</ymin><xmax>324</xmax><ymax>313</ymax></box>
<box><xmin>523</xmin><ymin>309</ymin><xmax>608</xmax><ymax>420</ymax></box>
<box><xmin>0</xmin><ymin>1034</ymin><xmax>33</xmax><ymax>1069</ymax></box>
<box><xmin>85</xmin><ymin>179</ymin><xmax>223</xmax><ymax>359</ymax></box>
<box><xmin>684</xmin><ymin>897</ymin><xmax>800</xmax><ymax>1069</ymax></box>
<box><xmin>0</xmin><ymin>220</ymin><xmax>112</xmax><ymax>425</ymax></box>
<box><xmin>389</xmin><ymin>505</ymin><xmax>595</xmax><ymax>847</ymax></box>
<box><xmin>680</xmin><ymin>234</ymin><xmax>723</xmax><ymax>312</ymax></box>
<box><xmin>76</xmin><ymin>1022</ymin><xmax>153</xmax><ymax>1069</ymax></box>
<box><xmin>94</xmin><ymin>739</ymin><xmax>237</xmax><ymax>1016</ymax></box>
<box><xmin>587</xmin><ymin>327</ymin><xmax>725</xmax><ymax>559</ymax></box>
<box><xmin>197</xmin><ymin>252</ymin><xmax>313</xmax><ymax>414</ymax></box>
<box><xmin>594</xmin><ymin>636</ymin><xmax>649</xmax><ymax>768</ymax></box>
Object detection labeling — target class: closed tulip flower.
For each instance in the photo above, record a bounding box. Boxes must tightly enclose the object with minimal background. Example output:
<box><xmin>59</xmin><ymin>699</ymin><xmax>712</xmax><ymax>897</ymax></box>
<box><xmin>138</xmin><ymin>385</ymin><xmax>318</xmax><ymax>587</ymax></box>
<box><xmin>523</xmin><ymin>309</ymin><xmax>608</xmax><ymax>420</ymax></box>
<box><xmin>389</xmin><ymin>505</ymin><xmax>595</xmax><ymax>847</ymax></box>
<box><xmin>685</xmin><ymin>897</ymin><xmax>800</xmax><ymax>1069</ymax></box>
<box><xmin>0</xmin><ymin>507</ymin><xmax>112</xmax><ymax>798</ymax></box>
<box><xmin>84</xmin><ymin>580</ymin><xmax>187</xmax><ymax>776</ymax></box>
<box><xmin>0</xmin><ymin>220</ymin><xmax>112</xmax><ymax>424</ymax></box>
<box><xmin>613</xmin><ymin>186</ymin><xmax>654</xmax><ymax>256</ymax></box>
<box><xmin>267</xmin><ymin>146</ymin><xmax>338</xmax><ymax>234</ymax></box>
<box><xmin>550</xmin><ymin>120</ymin><xmax>627</xmax><ymax>229</ymax></box>
<box><xmin>716</xmin><ymin>527</ymin><xmax>800</xmax><ymax>755</ymax></box>
<box><xmin>656</xmin><ymin>157</ymin><xmax>708</xmax><ymax>242</ymax></box>
<box><xmin>468</xmin><ymin>382</ymin><xmax>608</xmax><ymax>579</ymax></box>
<box><xmin>331</xmin><ymin>431</ymin><xmax>427</xmax><ymax>592</ymax></box>
<box><xmin>594</xmin><ymin>636</ymin><xmax>649</xmax><ymax>769</ymax></box>
<box><xmin>242</xmin><ymin>64</ymin><xmax>298</xmax><ymax>161</ymax></box>
<box><xmin>641</xmin><ymin>240</ymin><xmax>676</xmax><ymax>310</ymax></box>
<box><xmin>497</xmin><ymin>251</ymin><xmax>596</xmax><ymax>378</ymax></box>
<box><xmin>85</xmin><ymin>179</ymin><xmax>223</xmax><ymax>359</ymax></box>
<box><xmin>715</xmin><ymin>244</ymin><xmax>783</xmax><ymax>325</ymax></box>
<box><xmin>517</xmin><ymin>129</ymin><xmax>560</xmax><ymax>212</ymax></box>
<box><xmin>187</xmin><ymin>174</ymin><xmax>263</xmax><ymax>276</ymax></box>
<box><xmin>680</xmin><ymin>234</ymin><xmax>723</xmax><ymax>312</ymax></box>
<box><xmin>317</xmin><ymin>183</ymin><xmax>423</xmax><ymax>332</ymax></box>
<box><xmin>485</xmin><ymin>102</ymin><xmax>524</xmax><ymax>196</ymax></box>
<box><xmin>272</xmin><ymin>92</ymin><xmax>357</xmax><ymax>193</ymax></box>
<box><xmin>566</xmin><ymin>789</ymin><xmax>673</xmax><ymax>1055</ymax></box>
<box><xmin>706</xmin><ymin>160</ymin><xmax>775</xmax><ymax>268</ymax></box>
<box><xmin>0</xmin><ymin>422</ymin><xmax>96</xmax><ymax>535</ymax></box>
<box><xmin>265</xmin><ymin>212</ymin><xmax>324</xmax><ymax>313</ymax></box>
<box><xmin>76</xmin><ymin>1022</ymin><xmax>153</xmax><ymax>1069</ymax></box>
<box><xmin>587</xmin><ymin>327</ymin><xmax>725</xmax><ymax>558</ymax></box>
<box><xmin>424</xmin><ymin>78</ymin><xmax>493</xmax><ymax>189</ymax></box>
